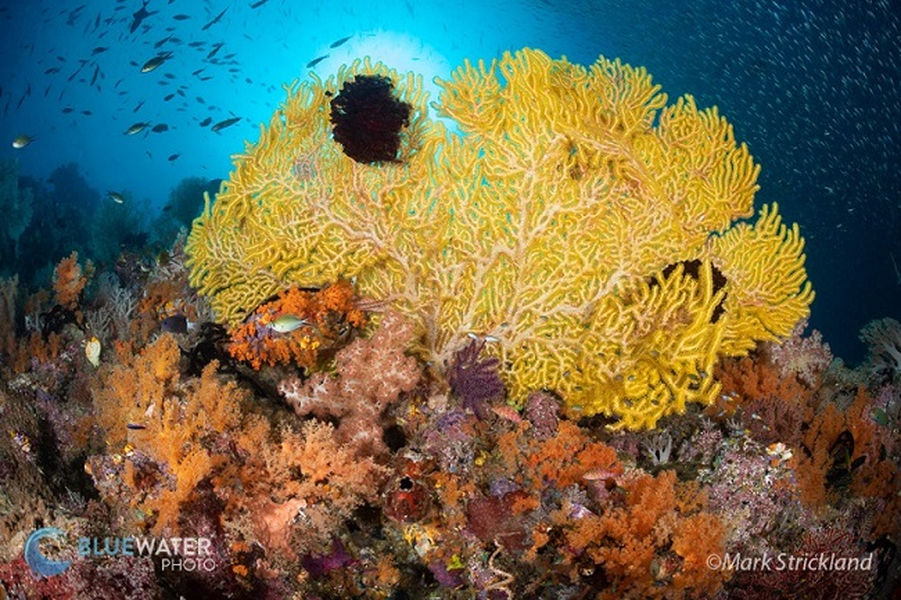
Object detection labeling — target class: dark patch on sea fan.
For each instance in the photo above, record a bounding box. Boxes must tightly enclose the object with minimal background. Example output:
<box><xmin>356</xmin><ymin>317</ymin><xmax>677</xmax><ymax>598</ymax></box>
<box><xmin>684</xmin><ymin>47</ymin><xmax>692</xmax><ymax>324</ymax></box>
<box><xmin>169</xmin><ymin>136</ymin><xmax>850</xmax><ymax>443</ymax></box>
<box><xmin>329</xmin><ymin>74</ymin><xmax>411</xmax><ymax>164</ymax></box>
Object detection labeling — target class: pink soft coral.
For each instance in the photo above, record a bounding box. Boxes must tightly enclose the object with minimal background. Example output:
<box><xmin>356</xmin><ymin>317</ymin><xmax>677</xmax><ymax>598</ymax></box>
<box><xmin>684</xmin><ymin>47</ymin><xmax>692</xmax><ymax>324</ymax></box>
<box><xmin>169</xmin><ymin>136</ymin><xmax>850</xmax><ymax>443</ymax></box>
<box><xmin>764</xmin><ymin>319</ymin><xmax>832</xmax><ymax>388</ymax></box>
<box><xmin>279</xmin><ymin>310</ymin><xmax>421</xmax><ymax>458</ymax></box>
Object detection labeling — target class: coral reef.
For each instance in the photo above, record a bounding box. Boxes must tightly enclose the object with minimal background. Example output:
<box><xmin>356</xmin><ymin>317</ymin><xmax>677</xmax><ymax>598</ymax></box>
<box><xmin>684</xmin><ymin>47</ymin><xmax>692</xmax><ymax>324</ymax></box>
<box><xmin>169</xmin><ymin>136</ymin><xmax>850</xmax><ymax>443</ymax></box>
<box><xmin>0</xmin><ymin>49</ymin><xmax>897</xmax><ymax>600</ymax></box>
<box><xmin>186</xmin><ymin>48</ymin><xmax>813</xmax><ymax>429</ymax></box>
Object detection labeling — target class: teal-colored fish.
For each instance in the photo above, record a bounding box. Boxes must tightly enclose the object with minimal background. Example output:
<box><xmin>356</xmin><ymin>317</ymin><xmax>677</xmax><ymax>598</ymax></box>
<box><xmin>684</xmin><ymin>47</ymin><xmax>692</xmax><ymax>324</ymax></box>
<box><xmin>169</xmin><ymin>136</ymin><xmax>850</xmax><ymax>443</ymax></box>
<box><xmin>270</xmin><ymin>314</ymin><xmax>310</xmax><ymax>333</ymax></box>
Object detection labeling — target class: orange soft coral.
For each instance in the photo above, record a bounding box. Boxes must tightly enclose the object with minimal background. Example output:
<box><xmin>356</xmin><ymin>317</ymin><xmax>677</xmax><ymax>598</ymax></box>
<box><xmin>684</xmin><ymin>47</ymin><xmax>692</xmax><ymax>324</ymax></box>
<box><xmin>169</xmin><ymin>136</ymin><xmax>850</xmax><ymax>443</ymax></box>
<box><xmin>565</xmin><ymin>470</ymin><xmax>728</xmax><ymax>599</ymax></box>
<box><xmin>52</xmin><ymin>251</ymin><xmax>89</xmax><ymax>309</ymax></box>
<box><xmin>791</xmin><ymin>386</ymin><xmax>899</xmax><ymax>522</ymax></box>
<box><xmin>227</xmin><ymin>280</ymin><xmax>367</xmax><ymax>370</ymax></box>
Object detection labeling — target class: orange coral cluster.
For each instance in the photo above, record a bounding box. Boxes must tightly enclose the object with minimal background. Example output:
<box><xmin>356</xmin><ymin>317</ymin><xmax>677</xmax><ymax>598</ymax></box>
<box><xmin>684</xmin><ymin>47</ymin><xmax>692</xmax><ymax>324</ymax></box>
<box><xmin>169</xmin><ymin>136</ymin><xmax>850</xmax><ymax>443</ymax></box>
<box><xmin>563</xmin><ymin>471</ymin><xmax>728</xmax><ymax>599</ymax></box>
<box><xmin>792</xmin><ymin>387</ymin><xmax>899</xmax><ymax>524</ymax></box>
<box><xmin>713</xmin><ymin>355</ymin><xmax>815</xmax><ymax>446</ymax></box>
<box><xmin>713</xmin><ymin>340</ymin><xmax>899</xmax><ymax>540</ymax></box>
<box><xmin>228</xmin><ymin>280</ymin><xmax>367</xmax><ymax>370</ymax></box>
<box><xmin>408</xmin><ymin>414</ymin><xmax>728</xmax><ymax>598</ymax></box>
<box><xmin>88</xmin><ymin>334</ymin><xmax>386</xmax><ymax>557</ymax></box>
<box><xmin>52</xmin><ymin>251</ymin><xmax>89</xmax><ymax>309</ymax></box>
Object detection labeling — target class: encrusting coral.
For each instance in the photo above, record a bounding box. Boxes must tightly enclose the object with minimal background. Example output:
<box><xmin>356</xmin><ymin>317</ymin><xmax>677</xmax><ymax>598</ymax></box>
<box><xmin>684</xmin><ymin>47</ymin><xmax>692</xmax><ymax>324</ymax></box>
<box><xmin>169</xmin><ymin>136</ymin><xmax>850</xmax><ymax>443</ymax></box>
<box><xmin>187</xmin><ymin>48</ymin><xmax>813</xmax><ymax>429</ymax></box>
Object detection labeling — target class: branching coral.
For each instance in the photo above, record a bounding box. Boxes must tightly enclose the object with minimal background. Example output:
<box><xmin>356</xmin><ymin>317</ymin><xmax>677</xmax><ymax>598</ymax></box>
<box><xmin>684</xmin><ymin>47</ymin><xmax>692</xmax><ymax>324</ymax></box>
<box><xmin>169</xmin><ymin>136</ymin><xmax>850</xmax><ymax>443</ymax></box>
<box><xmin>186</xmin><ymin>48</ymin><xmax>813</xmax><ymax>429</ymax></box>
<box><xmin>859</xmin><ymin>317</ymin><xmax>901</xmax><ymax>384</ymax></box>
<box><xmin>89</xmin><ymin>334</ymin><xmax>250</xmax><ymax>533</ymax></box>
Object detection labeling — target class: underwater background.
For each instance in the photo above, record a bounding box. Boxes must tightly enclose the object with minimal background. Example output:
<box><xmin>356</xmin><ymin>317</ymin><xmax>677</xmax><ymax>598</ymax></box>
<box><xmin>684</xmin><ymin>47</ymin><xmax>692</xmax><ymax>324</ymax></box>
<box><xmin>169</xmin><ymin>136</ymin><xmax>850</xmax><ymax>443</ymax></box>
<box><xmin>0</xmin><ymin>0</ymin><xmax>899</xmax><ymax>599</ymax></box>
<box><xmin>1</xmin><ymin>0</ymin><xmax>897</xmax><ymax>362</ymax></box>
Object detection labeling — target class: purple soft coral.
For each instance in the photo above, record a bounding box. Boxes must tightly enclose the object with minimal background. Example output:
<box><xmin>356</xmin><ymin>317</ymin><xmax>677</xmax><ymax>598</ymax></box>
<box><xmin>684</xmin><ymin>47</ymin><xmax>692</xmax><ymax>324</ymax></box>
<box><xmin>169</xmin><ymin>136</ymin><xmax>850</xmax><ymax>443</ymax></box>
<box><xmin>447</xmin><ymin>338</ymin><xmax>505</xmax><ymax>419</ymax></box>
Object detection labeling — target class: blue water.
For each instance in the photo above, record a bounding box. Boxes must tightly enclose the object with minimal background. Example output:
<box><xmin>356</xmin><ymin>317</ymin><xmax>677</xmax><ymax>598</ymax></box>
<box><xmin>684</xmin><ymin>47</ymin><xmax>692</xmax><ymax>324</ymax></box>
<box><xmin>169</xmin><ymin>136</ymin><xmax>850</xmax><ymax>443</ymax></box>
<box><xmin>0</xmin><ymin>0</ymin><xmax>898</xmax><ymax>363</ymax></box>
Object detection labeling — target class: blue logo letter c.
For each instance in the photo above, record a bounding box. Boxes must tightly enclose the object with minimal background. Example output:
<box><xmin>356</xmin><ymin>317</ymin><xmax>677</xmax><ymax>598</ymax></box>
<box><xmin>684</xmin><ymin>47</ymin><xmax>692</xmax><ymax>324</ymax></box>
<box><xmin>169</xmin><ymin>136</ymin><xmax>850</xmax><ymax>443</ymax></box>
<box><xmin>24</xmin><ymin>527</ymin><xmax>71</xmax><ymax>577</ymax></box>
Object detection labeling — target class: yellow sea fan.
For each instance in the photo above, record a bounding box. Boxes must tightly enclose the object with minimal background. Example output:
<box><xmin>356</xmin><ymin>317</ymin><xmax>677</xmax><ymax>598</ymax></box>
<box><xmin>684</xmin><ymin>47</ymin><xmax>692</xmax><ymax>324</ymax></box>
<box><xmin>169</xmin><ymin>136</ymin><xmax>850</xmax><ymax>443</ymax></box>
<box><xmin>186</xmin><ymin>48</ymin><xmax>813</xmax><ymax>429</ymax></box>
<box><xmin>707</xmin><ymin>202</ymin><xmax>815</xmax><ymax>356</ymax></box>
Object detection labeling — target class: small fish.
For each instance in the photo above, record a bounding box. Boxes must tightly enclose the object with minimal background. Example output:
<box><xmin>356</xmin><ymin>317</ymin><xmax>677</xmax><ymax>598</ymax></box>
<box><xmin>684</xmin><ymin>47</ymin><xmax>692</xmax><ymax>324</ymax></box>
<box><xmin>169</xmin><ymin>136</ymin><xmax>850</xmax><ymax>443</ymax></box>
<box><xmin>249</xmin><ymin>0</ymin><xmax>269</xmax><ymax>8</ymax></box>
<box><xmin>91</xmin><ymin>46</ymin><xmax>108</xmax><ymax>55</ymax></box>
<box><xmin>201</xmin><ymin>7</ymin><xmax>228</xmax><ymax>31</ymax></box>
<box><xmin>210</xmin><ymin>116</ymin><xmax>241</xmax><ymax>132</ymax></box>
<box><xmin>107</xmin><ymin>190</ymin><xmax>125</xmax><ymax>203</ymax></box>
<box><xmin>199</xmin><ymin>116</ymin><xmax>212</xmax><ymax>126</ymax></box>
<box><xmin>154</xmin><ymin>34</ymin><xmax>173</xmax><ymax>49</ymax></box>
<box><xmin>306</xmin><ymin>54</ymin><xmax>328</xmax><ymax>68</ymax></box>
<box><xmin>160</xmin><ymin>314</ymin><xmax>187</xmax><ymax>333</ymax></box>
<box><xmin>329</xmin><ymin>35</ymin><xmax>353</xmax><ymax>48</ymax></box>
<box><xmin>163</xmin><ymin>93</ymin><xmax>174</xmax><ymax>101</ymax></box>
<box><xmin>62</xmin><ymin>106</ymin><xmax>74</xmax><ymax>113</ymax></box>
<box><xmin>167</xmin><ymin>153</ymin><xmax>180</xmax><ymax>161</ymax></box>
<box><xmin>152</xmin><ymin>123</ymin><xmax>169</xmax><ymax>132</ymax></box>
<box><xmin>270</xmin><ymin>314</ymin><xmax>310</xmax><ymax>333</ymax></box>
<box><xmin>124</xmin><ymin>122</ymin><xmax>149</xmax><ymax>135</ymax></box>
<box><xmin>206</xmin><ymin>42</ymin><xmax>223</xmax><ymax>59</ymax></box>
<box><xmin>12</xmin><ymin>134</ymin><xmax>35</xmax><ymax>148</ymax></box>
<box><xmin>173</xmin><ymin>14</ymin><xmax>190</xmax><ymax>20</ymax></box>
<box><xmin>132</xmin><ymin>100</ymin><xmax>145</xmax><ymax>112</ymax></box>
<box><xmin>140</xmin><ymin>52</ymin><xmax>171</xmax><ymax>73</ymax></box>
<box><xmin>491</xmin><ymin>405</ymin><xmax>524</xmax><ymax>423</ymax></box>
<box><xmin>126</xmin><ymin>423</ymin><xmax>146</xmax><ymax>430</ymax></box>
<box><xmin>129</xmin><ymin>0</ymin><xmax>157</xmax><ymax>34</ymax></box>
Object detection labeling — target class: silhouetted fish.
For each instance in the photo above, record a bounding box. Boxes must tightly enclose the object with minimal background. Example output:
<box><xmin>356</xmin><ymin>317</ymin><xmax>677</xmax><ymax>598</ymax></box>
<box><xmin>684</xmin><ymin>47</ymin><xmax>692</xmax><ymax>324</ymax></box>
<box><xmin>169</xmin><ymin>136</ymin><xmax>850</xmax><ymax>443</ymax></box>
<box><xmin>211</xmin><ymin>116</ymin><xmax>240</xmax><ymax>132</ymax></box>
<box><xmin>173</xmin><ymin>14</ymin><xmax>190</xmax><ymax>20</ymax></box>
<box><xmin>199</xmin><ymin>116</ymin><xmax>212</xmax><ymax>126</ymax></box>
<box><xmin>201</xmin><ymin>8</ymin><xmax>227</xmax><ymax>31</ymax></box>
<box><xmin>206</xmin><ymin>42</ymin><xmax>223</xmax><ymax>59</ymax></box>
<box><xmin>152</xmin><ymin>123</ymin><xmax>169</xmax><ymax>132</ymax></box>
<box><xmin>160</xmin><ymin>314</ymin><xmax>187</xmax><ymax>333</ymax></box>
<box><xmin>250</xmin><ymin>0</ymin><xmax>269</xmax><ymax>7</ymax></box>
<box><xmin>129</xmin><ymin>0</ymin><xmax>157</xmax><ymax>33</ymax></box>
<box><xmin>167</xmin><ymin>153</ymin><xmax>180</xmax><ymax>161</ymax></box>
<box><xmin>306</xmin><ymin>54</ymin><xmax>328</xmax><ymax>68</ymax></box>
<box><xmin>330</xmin><ymin>35</ymin><xmax>353</xmax><ymax>48</ymax></box>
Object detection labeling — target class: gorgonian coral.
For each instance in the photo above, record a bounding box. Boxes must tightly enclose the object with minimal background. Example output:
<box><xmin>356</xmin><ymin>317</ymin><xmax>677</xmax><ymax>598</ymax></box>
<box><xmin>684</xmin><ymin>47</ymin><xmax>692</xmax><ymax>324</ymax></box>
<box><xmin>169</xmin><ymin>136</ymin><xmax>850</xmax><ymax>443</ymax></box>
<box><xmin>187</xmin><ymin>49</ymin><xmax>813</xmax><ymax>429</ymax></box>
